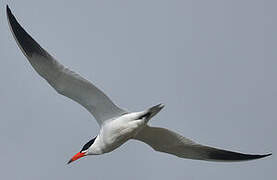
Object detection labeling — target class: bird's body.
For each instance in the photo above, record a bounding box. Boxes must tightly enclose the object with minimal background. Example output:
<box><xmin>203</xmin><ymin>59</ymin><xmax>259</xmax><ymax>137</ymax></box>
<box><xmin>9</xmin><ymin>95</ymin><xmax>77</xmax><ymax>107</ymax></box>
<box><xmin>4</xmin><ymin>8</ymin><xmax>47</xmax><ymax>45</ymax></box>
<box><xmin>6</xmin><ymin>5</ymin><xmax>271</xmax><ymax>164</ymax></box>
<box><xmin>88</xmin><ymin>105</ymin><xmax>164</xmax><ymax>155</ymax></box>
<box><xmin>94</xmin><ymin>114</ymin><xmax>145</xmax><ymax>155</ymax></box>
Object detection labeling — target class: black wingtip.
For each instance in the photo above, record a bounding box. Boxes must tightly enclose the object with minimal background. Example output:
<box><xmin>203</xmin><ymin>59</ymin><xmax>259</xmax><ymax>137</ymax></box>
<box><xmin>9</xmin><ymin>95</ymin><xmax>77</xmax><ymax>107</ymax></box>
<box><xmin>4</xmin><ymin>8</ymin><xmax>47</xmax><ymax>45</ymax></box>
<box><xmin>6</xmin><ymin>5</ymin><xmax>11</xmax><ymax>17</ymax></box>
<box><xmin>260</xmin><ymin>153</ymin><xmax>272</xmax><ymax>158</ymax></box>
<box><xmin>244</xmin><ymin>153</ymin><xmax>272</xmax><ymax>160</ymax></box>
<box><xmin>6</xmin><ymin>5</ymin><xmax>48</xmax><ymax>58</ymax></box>
<box><xmin>209</xmin><ymin>150</ymin><xmax>272</xmax><ymax>161</ymax></box>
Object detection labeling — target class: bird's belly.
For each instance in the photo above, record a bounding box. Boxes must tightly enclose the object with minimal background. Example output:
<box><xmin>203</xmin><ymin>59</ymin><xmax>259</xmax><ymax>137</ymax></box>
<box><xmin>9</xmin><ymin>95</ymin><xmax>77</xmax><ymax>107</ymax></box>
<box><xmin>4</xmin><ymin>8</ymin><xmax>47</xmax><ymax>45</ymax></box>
<box><xmin>101</xmin><ymin>120</ymin><xmax>145</xmax><ymax>153</ymax></box>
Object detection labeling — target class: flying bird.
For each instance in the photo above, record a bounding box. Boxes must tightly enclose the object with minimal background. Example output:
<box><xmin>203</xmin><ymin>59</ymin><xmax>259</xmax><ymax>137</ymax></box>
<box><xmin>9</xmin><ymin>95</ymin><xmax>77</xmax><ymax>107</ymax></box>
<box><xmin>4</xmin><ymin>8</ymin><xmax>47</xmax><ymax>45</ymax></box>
<box><xmin>6</xmin><ymin>5</ymin><xmax>271</xmax><ymax>164</ymax></box>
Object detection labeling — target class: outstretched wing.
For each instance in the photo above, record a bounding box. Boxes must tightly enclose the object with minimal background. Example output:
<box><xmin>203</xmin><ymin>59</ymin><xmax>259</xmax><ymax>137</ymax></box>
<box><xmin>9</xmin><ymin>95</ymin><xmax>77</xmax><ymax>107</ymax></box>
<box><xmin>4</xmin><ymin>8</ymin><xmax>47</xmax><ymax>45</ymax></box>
<box><xmin>6</xmin><ymin>6</ymin><xmax>126</xmax><ymax>125</ymax></box>
<box><xmin>135</xmin><ymin>126</ymin><xmax>271</xmax><ymax>161</ymax></box>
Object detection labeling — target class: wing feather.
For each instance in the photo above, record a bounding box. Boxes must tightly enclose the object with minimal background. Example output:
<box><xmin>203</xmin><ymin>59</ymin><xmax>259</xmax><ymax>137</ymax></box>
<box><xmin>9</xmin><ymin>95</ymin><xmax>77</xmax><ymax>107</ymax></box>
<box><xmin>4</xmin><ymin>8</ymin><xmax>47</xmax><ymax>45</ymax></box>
<box><xmin>135</xmin><ymin>126</ymin><xmax>271</xmax><ymax>161</ymax></box>
<box><xmin>6</xmin><ymin>6</ymin><xmax>126</xmax><ymax>125</ymax></box>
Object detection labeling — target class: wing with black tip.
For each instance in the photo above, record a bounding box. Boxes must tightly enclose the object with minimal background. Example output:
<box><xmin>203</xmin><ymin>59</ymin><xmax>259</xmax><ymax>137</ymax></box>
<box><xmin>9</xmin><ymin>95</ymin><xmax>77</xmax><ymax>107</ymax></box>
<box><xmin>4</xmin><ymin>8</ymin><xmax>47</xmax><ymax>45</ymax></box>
<box><xmin>135</xmin><ymin>126</ymin><xmax>271</xmax><ymax>162</ymax></box>
<box><xmin>6</xmin><ymin>6</ymin><xmax>126</xmax><ymax>125</ymax></box>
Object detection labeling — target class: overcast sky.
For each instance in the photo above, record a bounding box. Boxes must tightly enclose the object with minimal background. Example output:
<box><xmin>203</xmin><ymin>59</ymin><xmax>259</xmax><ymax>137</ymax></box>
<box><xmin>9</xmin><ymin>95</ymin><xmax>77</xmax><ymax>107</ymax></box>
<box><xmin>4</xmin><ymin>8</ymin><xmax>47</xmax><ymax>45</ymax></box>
<box><xmin>0</xmin><ymin>0</ymin><xmax>275</xmax><ymax>179</ymax></box>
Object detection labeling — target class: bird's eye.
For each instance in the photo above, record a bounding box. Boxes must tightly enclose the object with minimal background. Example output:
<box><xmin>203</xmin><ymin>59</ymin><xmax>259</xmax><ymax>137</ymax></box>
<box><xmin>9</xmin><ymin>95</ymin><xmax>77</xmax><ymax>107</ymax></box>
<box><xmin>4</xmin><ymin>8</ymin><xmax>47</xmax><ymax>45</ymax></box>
<box><xmin>80</xmin><ymin>137</ymin><xmax>96</xmax><ymax>152</ymax></box>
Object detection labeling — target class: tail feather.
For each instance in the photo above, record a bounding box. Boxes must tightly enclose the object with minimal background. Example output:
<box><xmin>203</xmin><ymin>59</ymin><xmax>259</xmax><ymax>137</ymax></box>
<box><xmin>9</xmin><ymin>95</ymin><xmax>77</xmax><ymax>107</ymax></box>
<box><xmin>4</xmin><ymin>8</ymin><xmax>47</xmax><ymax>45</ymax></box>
<box><xmin>145</xmin><ymin>104</ymin><xmax>165</xmax><ymax>120</ymax></box>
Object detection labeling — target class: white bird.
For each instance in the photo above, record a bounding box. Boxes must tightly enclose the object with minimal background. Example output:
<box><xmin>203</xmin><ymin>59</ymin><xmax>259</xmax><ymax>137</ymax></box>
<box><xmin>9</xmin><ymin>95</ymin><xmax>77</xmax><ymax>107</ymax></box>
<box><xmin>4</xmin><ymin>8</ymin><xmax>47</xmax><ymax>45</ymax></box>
<box><xmin>6</xmin><ymin>5</ymin><xmax>271</xmax><ymax>164</ymax></box>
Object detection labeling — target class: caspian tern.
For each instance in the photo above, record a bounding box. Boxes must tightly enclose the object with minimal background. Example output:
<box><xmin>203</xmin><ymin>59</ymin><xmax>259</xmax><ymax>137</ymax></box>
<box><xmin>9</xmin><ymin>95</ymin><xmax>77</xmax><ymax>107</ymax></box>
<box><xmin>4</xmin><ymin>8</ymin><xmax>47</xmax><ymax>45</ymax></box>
<box><xmin>6</xmin><ymin>5</ymin><xmax>271</xmax><ymax>164</ymax></box>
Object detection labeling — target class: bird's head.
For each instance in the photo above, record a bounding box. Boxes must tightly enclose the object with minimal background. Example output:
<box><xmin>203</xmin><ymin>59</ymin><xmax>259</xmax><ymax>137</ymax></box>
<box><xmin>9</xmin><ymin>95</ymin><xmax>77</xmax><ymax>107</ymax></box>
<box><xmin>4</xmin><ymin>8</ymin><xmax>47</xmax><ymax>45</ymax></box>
<box><xmin>67</xmin><ymin>137</ymin><xmax>97</xmax><ymax>164</ymax></box>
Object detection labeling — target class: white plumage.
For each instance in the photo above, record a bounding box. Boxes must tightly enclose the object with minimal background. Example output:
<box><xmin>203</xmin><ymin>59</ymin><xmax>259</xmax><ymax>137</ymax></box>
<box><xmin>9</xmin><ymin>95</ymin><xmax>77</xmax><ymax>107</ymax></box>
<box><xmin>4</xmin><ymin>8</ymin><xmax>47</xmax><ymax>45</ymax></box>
<box><xmin>6</xmin><ymin>5</ymin><xmax>271</xmax><ymax>164</ymax></box>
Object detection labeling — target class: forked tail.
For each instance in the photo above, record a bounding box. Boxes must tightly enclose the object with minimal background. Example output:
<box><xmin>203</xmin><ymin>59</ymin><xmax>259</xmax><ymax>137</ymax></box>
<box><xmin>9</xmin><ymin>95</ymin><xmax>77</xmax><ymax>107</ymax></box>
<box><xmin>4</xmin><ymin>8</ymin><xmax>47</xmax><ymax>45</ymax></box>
<box><xmin>141</xmin><ymin>104</ymin><xmax>165</xmax><ymax>122</ymax></box>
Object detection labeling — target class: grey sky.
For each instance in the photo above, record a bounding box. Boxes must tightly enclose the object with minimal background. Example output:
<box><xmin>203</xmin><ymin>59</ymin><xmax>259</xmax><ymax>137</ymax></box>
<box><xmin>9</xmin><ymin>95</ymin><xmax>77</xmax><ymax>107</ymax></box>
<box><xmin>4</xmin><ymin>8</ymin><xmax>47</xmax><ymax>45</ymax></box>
<box><xmin>0</xmin><ymin>0</ymin><xmax>275</xmax><ymax>179</ymax></box>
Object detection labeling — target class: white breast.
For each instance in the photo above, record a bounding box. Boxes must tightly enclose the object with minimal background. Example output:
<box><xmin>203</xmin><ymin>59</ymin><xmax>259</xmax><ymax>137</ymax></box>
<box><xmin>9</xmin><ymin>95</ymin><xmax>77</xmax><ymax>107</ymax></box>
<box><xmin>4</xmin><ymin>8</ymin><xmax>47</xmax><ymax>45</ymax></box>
<box><xmin>96</xmin><ymin>113</ymin><xmax>147</xmax><ymax>154</ymax></box>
